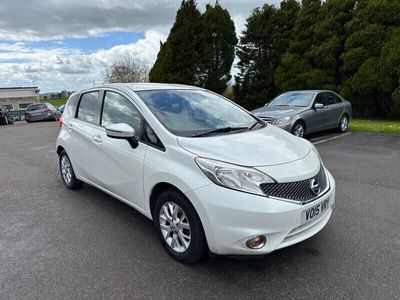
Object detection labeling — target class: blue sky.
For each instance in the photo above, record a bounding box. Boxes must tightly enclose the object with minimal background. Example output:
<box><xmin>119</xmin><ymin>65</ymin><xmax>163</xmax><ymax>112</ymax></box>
<box><xmin>0</xmin><ymin>0</ymin><xmax>270</xmax><ymax>92</ymax></box>
<box><xmin>25</xmin><ymin>31</ymin><xmax>145</xmax><ymax>54</ymax></box>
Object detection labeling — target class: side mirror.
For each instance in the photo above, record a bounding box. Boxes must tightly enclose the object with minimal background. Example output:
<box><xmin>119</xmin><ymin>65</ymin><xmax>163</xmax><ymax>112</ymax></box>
<box><xmin>105</xmin><ymin>123</ymin><xmax>139</xmax><ymax>149</ymax></box>
<box><xmin>314</xmin><ymin>103</ymin><xmax>324</xmax><ymax>109</ymax></box>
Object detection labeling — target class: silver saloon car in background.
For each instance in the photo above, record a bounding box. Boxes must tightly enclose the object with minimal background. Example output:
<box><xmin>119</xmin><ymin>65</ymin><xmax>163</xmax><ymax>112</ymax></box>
<box><xmin>252</xmin><ymin>90</ymin><xmax>352</xmax><ymax>137</ymax></box>
<box><xmin>25</xmin><ymin>103</ymin><xmax>58</xmax><ymax>123</ymax></box>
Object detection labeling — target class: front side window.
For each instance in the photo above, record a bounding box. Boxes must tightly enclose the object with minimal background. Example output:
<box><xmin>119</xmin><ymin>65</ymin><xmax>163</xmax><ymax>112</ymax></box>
<box><xmin>137</xmin><ymin>89</ymin><xmax>257</xmax><ymax>137</ymax></box>
<box><xmin>314</xmin><ymin>93</ymin><xmax>326</xmax><ymax>105</ymax></box>
<box><xmin>101</xmin><ymin>91</ymin><xmax>141</xmax><ymax>139</ymax></box>
<box><xmin>77</xmin><ymin>91</ymin><xmax>101</xmax><ymax>124</ymax></box>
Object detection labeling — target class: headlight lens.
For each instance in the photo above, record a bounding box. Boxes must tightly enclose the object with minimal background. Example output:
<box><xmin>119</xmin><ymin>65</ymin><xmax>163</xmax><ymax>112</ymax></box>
<box><xmin>195</xmin><ymin>157</ymin><xmax>275</xmax><ymax>196</ymax></box>
<box><xmin>273</xmin><ymin>116</ymin><xmax>292</xmax><ymax>125</ymax></box>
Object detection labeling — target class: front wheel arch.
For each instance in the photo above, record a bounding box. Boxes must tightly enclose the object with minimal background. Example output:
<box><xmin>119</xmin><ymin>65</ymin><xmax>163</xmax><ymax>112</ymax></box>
<box><xmin>291</xmin><ymin>119</ymin><xmax>306</xmax><ymax>137</ymax></box>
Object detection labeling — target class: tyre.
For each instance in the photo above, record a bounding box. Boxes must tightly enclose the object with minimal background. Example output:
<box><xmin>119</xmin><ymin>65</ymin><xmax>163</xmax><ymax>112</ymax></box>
<box><xmin>154</xmin><ymin>189</ymin><xmax>207</xmax><ymax>263</ymax></box>
<box><xmin>59</xmin><ymin>150</ymin><xmax>83</xmax><ymax>189</ymax></box>
<box><xmin>338</xmin><ymin>115</ymin><xmax>349</xmax><ymax>133</ymax></box>
<box><xmin>291</xmin><ymin>121</ymin><xmax>305</xmax><ymax>138</ymax></box>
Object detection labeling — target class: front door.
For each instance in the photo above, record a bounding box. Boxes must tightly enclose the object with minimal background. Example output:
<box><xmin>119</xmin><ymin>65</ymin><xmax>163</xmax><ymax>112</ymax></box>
<box><xmin>90</xmin><ymin>90</ymin><xmax>147</xmax><ymax>210</ymax></box>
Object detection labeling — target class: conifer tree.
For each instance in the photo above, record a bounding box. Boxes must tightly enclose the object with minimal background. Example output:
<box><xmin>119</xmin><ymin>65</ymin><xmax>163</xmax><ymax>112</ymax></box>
<box><xmin>196</xmin><ymin>2</ymin><xmax>237</xmax><ymax>94</ymax></box>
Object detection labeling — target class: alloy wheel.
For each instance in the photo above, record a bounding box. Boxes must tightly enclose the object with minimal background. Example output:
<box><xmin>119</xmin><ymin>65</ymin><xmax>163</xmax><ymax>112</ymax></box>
<box><xmin>159</xmin><ymin>202</ymin><xmax>191</xmax><ymax>253</ymax></box>
<box><xmin>61</xmin><ymin>155</ymin><xmax>72</xmax><ymax>184</ymax></box>
<box><xmin>293</xmin><ymin>124</ymin><xmax>304</xmax><ymax>137</ymax></box>
<box><xmin>341</xmin><ymin>117</ymin><xmax>348</xmax><ymax>132</ymax></box>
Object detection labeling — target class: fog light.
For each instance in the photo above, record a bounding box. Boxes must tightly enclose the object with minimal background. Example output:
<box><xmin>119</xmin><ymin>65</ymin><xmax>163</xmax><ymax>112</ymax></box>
<box><xmin>246</xmin><ymin>235</ymin><xmax>267</xmax><ymax>249</ymax></box>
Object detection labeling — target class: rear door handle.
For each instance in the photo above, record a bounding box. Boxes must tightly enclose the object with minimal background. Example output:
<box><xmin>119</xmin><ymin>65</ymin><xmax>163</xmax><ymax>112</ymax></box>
<box><xmin>92</xmin><ymin>135</ymin><xmax>103</xmax><ymax>144</ymax></box>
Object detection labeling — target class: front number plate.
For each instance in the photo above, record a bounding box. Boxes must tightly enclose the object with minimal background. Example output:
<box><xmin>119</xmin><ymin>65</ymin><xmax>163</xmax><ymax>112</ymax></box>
<box><xmin>301</xmin><ymin>198</ymin><xmax>330</xmax><ymax>225</ymax></box>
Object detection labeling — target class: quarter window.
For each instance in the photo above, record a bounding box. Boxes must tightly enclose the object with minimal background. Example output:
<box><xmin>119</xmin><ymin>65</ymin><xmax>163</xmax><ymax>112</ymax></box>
<box><xmin>101</xmin><ymin>91</ymin><xmax>141</xmax><ymax>139</ymax></box>
<box><xmin>64</xmin><ymin>94</ymin><xmax>79</xmax><ymax>118</ymax></box>
<box><xmin>77</xmin><ymin>91</ymin><xmax>101</xmax><ymax>124</ymax></box>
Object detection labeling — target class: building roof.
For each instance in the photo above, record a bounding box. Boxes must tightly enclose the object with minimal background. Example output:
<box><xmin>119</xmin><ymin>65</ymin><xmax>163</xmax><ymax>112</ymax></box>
<box><xmin>0</xmin><ymin>87</ymin><xmax>40</xmax><ymax>99</ymax></box>
<box><xmin>0</xmin><ymin>86</ymin><xmax>38</xmax><ymax>90</ymax></box>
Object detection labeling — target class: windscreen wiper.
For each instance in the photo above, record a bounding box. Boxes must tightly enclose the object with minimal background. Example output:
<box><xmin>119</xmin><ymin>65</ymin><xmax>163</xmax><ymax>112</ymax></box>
<box><xmin>248</xmin><ymin>120</ymin><xmax>265</xmax><ymax>131</ymax></box>
<box><xmin>192</xmin><ymin>126</ymin><xmax>249</xmax><ymax>137</ymax></box>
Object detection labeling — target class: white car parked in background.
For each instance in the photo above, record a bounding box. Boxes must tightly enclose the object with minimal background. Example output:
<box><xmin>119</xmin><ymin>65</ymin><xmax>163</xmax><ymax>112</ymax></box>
<box><xmin>56</xmin><ymin>83</ymin><xmax>335</xmax><ymax>263</ymax></box>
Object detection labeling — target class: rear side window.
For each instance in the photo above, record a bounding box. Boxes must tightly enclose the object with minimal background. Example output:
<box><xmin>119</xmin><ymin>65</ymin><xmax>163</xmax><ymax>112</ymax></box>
<box><xmin>101</xmin><ymin>91</ymin><xmax>141</xmax><ymax>138</ymax></box>
<box><xmin>325</xmin><ymin>92</ymin><xmax>341</xmax><ymax>105</ymax></box>
<box><xmin>26</xmin><ymin>104</ymin><xmax>46</xmax><ymax>111</ymax></box>
<box><xmin>77</xmin><ymin>91</ymin><xmax>101</xmax><ymax>124</ymax></box>
<box><xmin>64</xmin><ymin>94</ymin><xmax>79</xmax><ymax>118</ymax></box>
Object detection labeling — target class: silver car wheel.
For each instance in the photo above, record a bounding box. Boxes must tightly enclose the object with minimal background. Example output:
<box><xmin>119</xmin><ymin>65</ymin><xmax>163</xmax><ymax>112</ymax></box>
<box><xmin>293</xmin><ymin>123</ymin><xmax>305</xmax><ymax>138</ymax></box>
<box><xmin>341</xmin><ymin>117</ymin><xmax>348</xmax><ymax>132</ymax></box>
<box><xmin>159</xmin><ymin>202</ymin><xmax>191</xmax><ymax>253</ymax></box>
<box><xmin>61</xmin><ymin>155</ymin><xmax>72</xmax><ymax>184</ymax></box>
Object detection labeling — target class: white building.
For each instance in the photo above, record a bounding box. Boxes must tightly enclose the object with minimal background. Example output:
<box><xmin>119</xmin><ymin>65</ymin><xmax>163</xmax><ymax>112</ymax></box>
<box><xmin>0</xmin><ymin>87</ymin><xmax>40</xmax><ymax>110</ymax></box>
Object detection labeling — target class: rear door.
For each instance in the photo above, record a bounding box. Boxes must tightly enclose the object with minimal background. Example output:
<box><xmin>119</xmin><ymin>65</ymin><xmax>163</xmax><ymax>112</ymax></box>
<box><xmin>90</xmin><ymin>90</ymin><xmax>148</xmax><ymax>209</ymax></box>
<box><xmin>324</xmin><ymin>92</ymin><xmax>344</xmax><ymax>128</ymax></box>
<box><xmin>65</xmin><ymin>90</ymin><xmax>102</xmax><ymax>181</ymax></box>
<box><xmin>308</xmin><ymin>93</ymin><xmax>330</xmax><ymax>133</ymax></box>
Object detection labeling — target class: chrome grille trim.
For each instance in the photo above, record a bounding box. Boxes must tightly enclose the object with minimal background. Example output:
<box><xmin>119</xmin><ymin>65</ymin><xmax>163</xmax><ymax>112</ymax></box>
<box><xmin>259</xmin><ymin>166</ymin><xmax>329</xmax><ymax>205</ymax></box>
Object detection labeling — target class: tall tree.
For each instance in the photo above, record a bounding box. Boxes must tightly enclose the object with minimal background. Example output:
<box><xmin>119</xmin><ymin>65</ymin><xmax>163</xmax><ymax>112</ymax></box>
<box><xmin>196</xmin><ymin>2</ymin><xmax>237</xmax><ymax>94</ymax></box>
<box><xmin>234</xmin><ymin>0</ymin><xmax>299</xmax><ymax>109</ymax></box>
<box><xmin>102</xmin><ymin>57</ymin><xmax>149</xmax><ymax>83</ymax></box>
<box><xmin>275</xmin><ymin>0</ymin><xmax>321</xmax><ymax>91</ymax></box>
<box><xmin>149</xmin><ymin>0</ymin><xmax>202</xmax><ymax>84</ymax></box>
<box><xmin>303</xmin><ymin>0</ymin><xmax>356</xmax><ymax>89</ymax></box>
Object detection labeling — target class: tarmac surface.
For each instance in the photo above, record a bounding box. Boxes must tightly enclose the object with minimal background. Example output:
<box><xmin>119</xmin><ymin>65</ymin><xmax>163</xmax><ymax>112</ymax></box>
<box><xmin>1</xmin><ymin>121</ymin><xmax>399</xmax><ymax>299</ymax></box>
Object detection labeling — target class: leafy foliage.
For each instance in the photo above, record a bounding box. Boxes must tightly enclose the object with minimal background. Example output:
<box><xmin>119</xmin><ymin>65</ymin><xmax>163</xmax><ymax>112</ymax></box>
<box><xmin>235</xmin><ymin>0</ymin><xmax>299</xmax><ymax>109</ymax></box>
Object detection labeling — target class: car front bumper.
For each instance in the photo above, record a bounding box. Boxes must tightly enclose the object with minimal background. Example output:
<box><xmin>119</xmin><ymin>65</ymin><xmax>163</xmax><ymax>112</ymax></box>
<box><xmin>185</xmin><ymin>169</ymin><xmax>335</xmax><ymax>256</ymax></box>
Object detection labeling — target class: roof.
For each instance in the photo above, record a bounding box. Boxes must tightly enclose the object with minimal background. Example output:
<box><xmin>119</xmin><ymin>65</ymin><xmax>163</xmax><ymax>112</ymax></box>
<box><xmin>282</xmin><ymin>90</ymin><xmax>332</xmax><ymax>93</ymax></box>
<box><xmin>96</xmin><ymin>82</ymin><xmax>202</xmax><ymax>92</ymax></box>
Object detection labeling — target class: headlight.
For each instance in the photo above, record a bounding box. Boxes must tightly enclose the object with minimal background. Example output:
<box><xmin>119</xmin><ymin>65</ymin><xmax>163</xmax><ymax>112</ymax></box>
<box><xmin>273</xmin><ymin>116</ymin><xmax>292</xmax><ymax>125</ymax></box>
<box><xmin>195</xmin><ymin>157</ymin><xmax>275</xmax><ymax>196</ymax></box>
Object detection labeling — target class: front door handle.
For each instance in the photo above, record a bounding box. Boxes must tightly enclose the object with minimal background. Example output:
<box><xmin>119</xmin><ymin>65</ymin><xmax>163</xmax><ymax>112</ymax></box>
<box><xmin>66</xmin><ymin>123</ymin><xmax>73</xmax><ymax>131</ymax></box>
<box><xmin>92</xmin><ymin>135</ymin><xmax>103</xmax><ymax>144</ymax></box>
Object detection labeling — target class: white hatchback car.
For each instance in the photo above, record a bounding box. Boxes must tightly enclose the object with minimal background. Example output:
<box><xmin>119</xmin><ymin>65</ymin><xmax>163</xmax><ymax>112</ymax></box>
<box><xmin>57</xmin><ymin>83</ymin><xmax>335</xmax><ymax>263</ymax></box>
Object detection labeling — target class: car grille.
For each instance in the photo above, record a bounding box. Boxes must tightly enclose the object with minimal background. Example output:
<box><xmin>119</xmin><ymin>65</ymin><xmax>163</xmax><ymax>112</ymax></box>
<box><xmin>259</xmin><ymin>166</ymin><xmax>328</xmax><ymax>204</ymax></box>
<box><xmin>260</xmin><ymin>117</ymin><xmax>273</xmax><ymax>124</ymax></box>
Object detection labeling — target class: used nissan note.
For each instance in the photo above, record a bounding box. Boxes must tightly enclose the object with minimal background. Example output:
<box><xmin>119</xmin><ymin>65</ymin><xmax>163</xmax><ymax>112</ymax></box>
<box><xmin>56</xmin><ymin>83</ymin><xmax>335</xmax><ymax>263</ymax></box>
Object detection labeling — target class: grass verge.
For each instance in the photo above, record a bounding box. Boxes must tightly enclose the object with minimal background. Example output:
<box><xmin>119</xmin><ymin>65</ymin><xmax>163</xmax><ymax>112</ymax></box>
<box><xmin>350</xmin><ymin>119</ymin><xmax>400</xmax><ymax>134</ymax></box>
<box><xmin>40</xmin><ymin>97</ymin><xmax>68</xmax><ymax>107</ymax></box>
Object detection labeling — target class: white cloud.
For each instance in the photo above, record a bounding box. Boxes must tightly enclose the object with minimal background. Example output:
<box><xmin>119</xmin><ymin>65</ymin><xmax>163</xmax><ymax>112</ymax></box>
<box><xmin>0</xmin><ymin>30</ymin><xmax>166</xmax><ymax>92</ymax></box>
<box><xmin>0</xmin><ymin>0</ymin><xmax>279</xmax><ymax>91</ymax></box>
